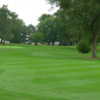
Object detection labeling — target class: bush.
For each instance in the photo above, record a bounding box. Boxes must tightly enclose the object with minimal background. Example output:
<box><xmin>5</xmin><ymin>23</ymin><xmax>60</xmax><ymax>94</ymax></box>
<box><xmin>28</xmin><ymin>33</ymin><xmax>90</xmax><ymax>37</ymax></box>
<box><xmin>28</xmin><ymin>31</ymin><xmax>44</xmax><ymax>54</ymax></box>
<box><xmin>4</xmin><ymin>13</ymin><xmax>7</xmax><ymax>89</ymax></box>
<box><xmin>77</xmin><ymin>41</ymin><xmax>91</xmax><ymax>53</ymax></box>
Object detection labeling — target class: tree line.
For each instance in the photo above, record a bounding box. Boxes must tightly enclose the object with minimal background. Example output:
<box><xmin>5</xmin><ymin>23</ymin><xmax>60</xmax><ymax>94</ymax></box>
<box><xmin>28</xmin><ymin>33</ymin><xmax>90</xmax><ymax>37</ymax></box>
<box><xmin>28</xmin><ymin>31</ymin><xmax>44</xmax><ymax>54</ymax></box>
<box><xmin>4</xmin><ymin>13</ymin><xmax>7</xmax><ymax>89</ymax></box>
<box><xmin>0</xmin><ymin>5</ymin><xmax>79</xmax><ymax>46</ymax></box>
<box><xmin>0</xmin><ymin>1</ymin><xmax>100</xmax><ymax>58</ymax></box>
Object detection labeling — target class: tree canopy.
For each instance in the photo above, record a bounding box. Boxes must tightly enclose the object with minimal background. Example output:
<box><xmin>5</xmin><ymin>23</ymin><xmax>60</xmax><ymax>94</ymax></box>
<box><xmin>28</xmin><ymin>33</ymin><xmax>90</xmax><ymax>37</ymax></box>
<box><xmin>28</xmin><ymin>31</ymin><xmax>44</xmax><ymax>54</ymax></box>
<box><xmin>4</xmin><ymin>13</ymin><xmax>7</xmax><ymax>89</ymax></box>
<box><xmin>47</xmin><ymin>0</ymin><xmax>100</xmax><ymax>58</ymax></box>
<box><xmin>0</xmin><ymin>5</ymin><xmax>36</xmax><ymax>44</ymax></box>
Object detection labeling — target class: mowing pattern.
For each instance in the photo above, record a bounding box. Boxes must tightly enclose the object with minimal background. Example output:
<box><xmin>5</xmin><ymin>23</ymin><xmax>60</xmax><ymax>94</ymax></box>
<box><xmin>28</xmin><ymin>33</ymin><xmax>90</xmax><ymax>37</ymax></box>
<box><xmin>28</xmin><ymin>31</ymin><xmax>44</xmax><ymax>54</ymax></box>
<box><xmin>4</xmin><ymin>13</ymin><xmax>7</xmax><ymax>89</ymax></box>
<box><xmin>0</xmin><ymin>45</ymin><xmax>100</xmax><ymax>100</ymax></box>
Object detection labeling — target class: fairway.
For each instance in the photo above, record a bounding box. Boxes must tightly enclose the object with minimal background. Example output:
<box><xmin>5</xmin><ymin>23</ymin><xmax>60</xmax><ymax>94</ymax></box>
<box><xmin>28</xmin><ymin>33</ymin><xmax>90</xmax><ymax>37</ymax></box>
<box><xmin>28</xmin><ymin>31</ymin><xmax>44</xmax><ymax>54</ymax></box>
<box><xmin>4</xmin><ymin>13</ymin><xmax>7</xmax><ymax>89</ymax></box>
<box><xmin>0</xmin><ymin>45</ymin><xmax>100</xmax><ymax>100</ymax></box>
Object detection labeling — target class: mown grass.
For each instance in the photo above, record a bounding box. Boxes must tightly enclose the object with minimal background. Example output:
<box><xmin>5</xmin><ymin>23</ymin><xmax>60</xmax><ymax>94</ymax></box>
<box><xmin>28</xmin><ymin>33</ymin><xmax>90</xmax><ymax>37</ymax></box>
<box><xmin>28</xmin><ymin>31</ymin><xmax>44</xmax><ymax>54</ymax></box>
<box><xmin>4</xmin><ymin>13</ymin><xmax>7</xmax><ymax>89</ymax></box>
<box><xmin>0</xmin><ymin>45</ymin><xmax>100</xmax><ymax>100</ymax></box>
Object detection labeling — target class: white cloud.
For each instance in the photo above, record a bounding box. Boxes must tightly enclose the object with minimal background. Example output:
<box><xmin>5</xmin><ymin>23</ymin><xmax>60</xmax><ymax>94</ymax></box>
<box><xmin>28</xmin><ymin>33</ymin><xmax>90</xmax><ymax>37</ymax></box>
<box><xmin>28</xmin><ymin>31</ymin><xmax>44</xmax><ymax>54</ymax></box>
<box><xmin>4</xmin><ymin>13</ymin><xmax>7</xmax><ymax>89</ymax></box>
<box><xmin>0</xmin><ymin>0</ymin><xmax>58</xmax><ymax>26</ymax></box>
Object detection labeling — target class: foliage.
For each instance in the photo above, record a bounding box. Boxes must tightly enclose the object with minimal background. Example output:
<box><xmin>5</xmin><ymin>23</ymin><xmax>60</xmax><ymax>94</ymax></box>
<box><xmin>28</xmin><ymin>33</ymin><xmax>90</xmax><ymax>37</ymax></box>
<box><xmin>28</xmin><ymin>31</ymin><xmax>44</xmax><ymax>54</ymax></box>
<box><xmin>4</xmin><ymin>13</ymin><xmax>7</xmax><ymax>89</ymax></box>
<box><xmin>32</xmin><ymin>32</ymin><xmax>45</xmax><ymax>45</ymax></box>
<box><xmin>37</xmin><ymin>15</ymin><xmax>58</xmax><ymax>44</ymax></box>
<box><xmin>47</xmin><ymin>0</ymin><xmax>100</xmax><ymax>57</ymax></box>
<box><xmin>0</xmin><ymin>5</ymin><xmax>15</xmax><ymax>41</ymax></box>
<box><xmin>0</xmin><ymin>5</ymin><xmax>35</xmax><ymax>44</ymax></box>
<box><xmin>11</xmin><ymin>19</ymin><xmax>25</xmax><ymax>43</ymax></box>
<box><xmin>77</xmin><ymin>40</ymin><xmax>91</xmax><ymax>53</ymax></box>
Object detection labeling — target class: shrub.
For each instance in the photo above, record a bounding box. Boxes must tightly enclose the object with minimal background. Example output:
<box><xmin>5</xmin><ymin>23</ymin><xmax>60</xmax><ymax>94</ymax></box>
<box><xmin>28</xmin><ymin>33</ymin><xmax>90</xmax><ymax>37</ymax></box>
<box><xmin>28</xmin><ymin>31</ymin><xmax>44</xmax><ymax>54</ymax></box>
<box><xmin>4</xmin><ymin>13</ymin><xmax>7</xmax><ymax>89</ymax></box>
<box><xmin>77</xmin><ymin>40</ymin><xmax>91</xmax><ymax>53</ymax></box>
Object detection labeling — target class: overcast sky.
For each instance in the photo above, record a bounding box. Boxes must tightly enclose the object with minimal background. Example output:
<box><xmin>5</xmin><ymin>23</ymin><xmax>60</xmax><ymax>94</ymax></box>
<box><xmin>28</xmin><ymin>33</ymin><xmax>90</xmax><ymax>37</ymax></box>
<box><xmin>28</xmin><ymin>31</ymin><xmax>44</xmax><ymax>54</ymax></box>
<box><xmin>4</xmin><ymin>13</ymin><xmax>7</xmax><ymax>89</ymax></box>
<box><xmin>0</xmin><ymin>0</ymin><xmax>58</xmax><ymax>26</ymax></box>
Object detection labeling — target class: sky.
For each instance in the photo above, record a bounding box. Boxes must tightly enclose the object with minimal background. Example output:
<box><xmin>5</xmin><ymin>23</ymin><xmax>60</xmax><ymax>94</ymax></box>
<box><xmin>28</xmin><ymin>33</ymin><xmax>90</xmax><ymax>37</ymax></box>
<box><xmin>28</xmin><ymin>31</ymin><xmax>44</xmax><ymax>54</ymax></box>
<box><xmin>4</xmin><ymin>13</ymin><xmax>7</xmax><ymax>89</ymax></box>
<box><xmin>0</xmin><ymin>0</ymin><xmax>58</xmax><ymax>26</ymax></box>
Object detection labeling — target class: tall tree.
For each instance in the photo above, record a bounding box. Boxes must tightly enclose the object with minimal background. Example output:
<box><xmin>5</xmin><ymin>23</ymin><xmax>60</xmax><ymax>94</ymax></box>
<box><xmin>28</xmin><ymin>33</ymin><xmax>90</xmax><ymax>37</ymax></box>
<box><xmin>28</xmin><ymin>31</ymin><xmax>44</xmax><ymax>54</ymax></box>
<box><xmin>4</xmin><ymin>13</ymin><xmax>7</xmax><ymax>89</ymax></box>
<box><xmin>0</xmin><ymin>5</ymin><xmax>26</xmax><ymax>44</ymax></box>
<box><xmin>11</xmin><ymin>19</ymin><xmax>25</xmax><ymax>43</ymax></box>
<box><xmin>38</xmin><ymin>14</ymin><xmax>58</xmax><ymax>45</ymax></box>
<box><xmin>47</xmin><ymin>0</ymin><xmax>100</xmax><ymax>58</ymax></box>
<box><xmin>0</xmin><ymin>5</ymin><xmax>14</xmax><ymax>42</ymax></box>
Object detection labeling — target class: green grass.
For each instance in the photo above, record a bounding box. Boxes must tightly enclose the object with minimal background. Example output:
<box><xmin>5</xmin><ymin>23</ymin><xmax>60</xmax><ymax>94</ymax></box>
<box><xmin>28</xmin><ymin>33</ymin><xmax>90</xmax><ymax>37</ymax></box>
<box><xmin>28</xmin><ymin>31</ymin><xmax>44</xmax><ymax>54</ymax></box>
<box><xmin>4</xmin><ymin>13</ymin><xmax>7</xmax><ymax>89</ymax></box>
<box><xmin>0</xmin><ymin>45</ymin><xmax>100</xmax><ymax>100</ymax></box>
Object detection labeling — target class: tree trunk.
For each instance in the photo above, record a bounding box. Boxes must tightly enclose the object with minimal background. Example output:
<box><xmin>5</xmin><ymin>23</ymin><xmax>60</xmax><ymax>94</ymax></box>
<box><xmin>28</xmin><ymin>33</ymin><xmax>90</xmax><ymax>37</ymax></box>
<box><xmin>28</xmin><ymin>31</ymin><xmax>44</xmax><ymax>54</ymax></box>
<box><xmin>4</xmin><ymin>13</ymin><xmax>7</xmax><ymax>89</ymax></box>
<box><xmin>90</xmin><ymin>13</ymin><xmax>100</xmax><ymax>58</ymax></box>
<box><xmin>92</xmin><ymin>32</ymin><xmax>97</xmax><ymax>58</ymax></box>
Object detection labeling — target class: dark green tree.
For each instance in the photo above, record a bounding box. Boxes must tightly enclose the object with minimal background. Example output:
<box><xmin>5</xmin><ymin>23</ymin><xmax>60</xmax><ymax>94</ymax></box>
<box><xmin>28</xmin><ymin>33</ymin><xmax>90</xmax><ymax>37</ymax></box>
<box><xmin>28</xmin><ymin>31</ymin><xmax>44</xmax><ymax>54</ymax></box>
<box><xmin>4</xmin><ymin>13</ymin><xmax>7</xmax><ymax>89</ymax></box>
<box><xmin>0</xmin><ymin>5</ymin><xmax>14</xmax><ymax>42</ymax></box>
<box><xmin>38</xmin><ymin>15</ymin><xmax>58</xmax><ymax>45</ymax></box>
<box><xmin>11</xmin><ymin>19</ymin><xmax>25</xmax><ymax>43</ymax></box>
<box><xmin>0</xmin><ymin>5</ymin><xmax>26</xmax><ymax>44</ymax></box>
<box><xmin>47</xmin><ymin>0</ymin><xmax>100</xmax><ymax>58</ymax></box>
<box><xmin>32</xmin><ymin>32</ymin><xmax>45</xmax><ymax>45</ymax></box>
